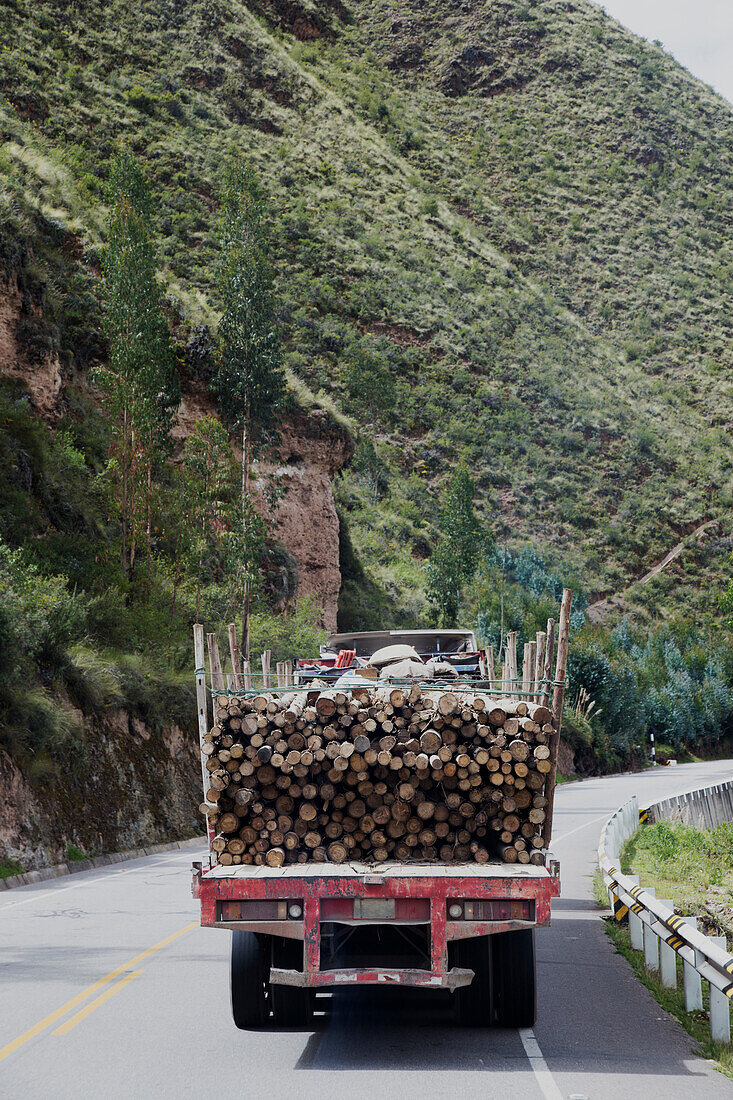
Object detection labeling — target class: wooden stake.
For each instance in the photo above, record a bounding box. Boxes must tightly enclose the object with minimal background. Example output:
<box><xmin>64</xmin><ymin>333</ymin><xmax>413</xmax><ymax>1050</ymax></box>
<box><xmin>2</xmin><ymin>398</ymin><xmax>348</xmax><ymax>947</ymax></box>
<box><xmin>523</xmin><ymin>641</ymin><xmax>536</xmax><ymax>701</ymax></box>
<box><xmin>541</xmin><ymin>619</ymin><xmax>555</xmax><ymax>709</ymax></box>
<box><xmin>228</xmin><ymin>623</ymin><xmax>245</xmax><ymax>690</ymax></box>
<box><xmin>486</xmin><ymin>645</ymin><xmax>496</xmax><ymax>687</ymax></box>
<box><xmin>507</xmin><ymin>633</ymin><xmax>518</xmax><ymax>691</ymax></box>
<box><xmin>534</xmin><ymin>632</ymin><xmax>546</xmax><ymax>698</ymax></box>
<box><xmin>261</xmin><ymin>649</ymin><xmax>272</xmax><ymax>690</ymax></box>
<box><xmin>193</xmin><ymin>624</ymin><xmax>215</xmax><ymax>851</ymax></box>
<box><xmin>242</xmin><ymin>658</ymin><xmax>252</xmax><ymax>691</ymax></box>
<box><xmin>543</xmin><ymin>590</ymin><xmax>572</xmax><ymax>848</ymax></box>
<box><xmin>206</xmin><ymin>633</ymin><xmax>225</xmax><ymax>691</ymax></box>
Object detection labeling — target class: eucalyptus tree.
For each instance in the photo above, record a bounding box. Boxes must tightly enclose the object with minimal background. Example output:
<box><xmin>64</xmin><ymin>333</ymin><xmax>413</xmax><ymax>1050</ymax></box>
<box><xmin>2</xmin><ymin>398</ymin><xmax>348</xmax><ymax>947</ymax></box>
<box><xmin>215</xmin><ymin>161</ymin><xmax>285</xmax><ymax>659</ymax></box>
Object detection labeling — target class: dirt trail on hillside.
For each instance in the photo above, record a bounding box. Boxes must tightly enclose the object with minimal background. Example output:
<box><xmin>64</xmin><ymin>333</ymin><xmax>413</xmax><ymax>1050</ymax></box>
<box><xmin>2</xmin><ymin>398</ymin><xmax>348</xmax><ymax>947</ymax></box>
<box><xmin>588</xmin><ymin>519</ymin><xmax>717</xmax><ymax>622</ymax></box>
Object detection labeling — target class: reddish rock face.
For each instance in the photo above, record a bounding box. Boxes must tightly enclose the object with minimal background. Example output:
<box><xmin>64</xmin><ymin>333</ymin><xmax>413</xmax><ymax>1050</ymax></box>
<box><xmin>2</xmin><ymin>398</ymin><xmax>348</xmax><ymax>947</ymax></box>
<box><xmin>175</xmin><ymin>385</ymin><xmax>352</xmax><ymax>631</ymax></box>
<box><xmin>0</xmin><ymin>275</ymin><xmax>63</xmax><ymax>420</ymax></box>
<box><xmin>256</xmin><ymin>410</ymin><xmax>352</xmax><ymax>631</ymax></box>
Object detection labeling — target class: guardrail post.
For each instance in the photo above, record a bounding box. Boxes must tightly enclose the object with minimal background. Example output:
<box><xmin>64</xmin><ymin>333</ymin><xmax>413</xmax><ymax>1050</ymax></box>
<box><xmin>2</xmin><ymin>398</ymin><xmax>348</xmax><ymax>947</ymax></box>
<box><xmin>627</xmin><ymin>876</ymin><xmax>643</xmax><ymax>950</ymax></box>
<box><xmin>709</xmin><ymin>935</ymin><xmax>731</xmax><ymax>1043</ymax></box>
<box><xmin>684</xmin><ymin>918</ymin><xmax>703</xmax><ymax>1012</ymax></box>
<box><xmin>643</xmin><ymin>888</ymin><xmax>659</xmax><ymax>972</ymax></box>
<box><xmin>608</xmin><ymin>818</ymin><xmax>618</xmax><ymax>863</ymax></box>
<box><xmin>658</xmin><ymin>899</ymin><xmax>677</xmax><ymax>988</ymax></box>
<box><xmin>620</xmin><ymin>880</ymin><xmax>638</xmax><ymax>950</ymax></box>
<box><xmin>624</xmin><ymin>798</ymin><xmax>637</xmax><ymax>841</ymax></box>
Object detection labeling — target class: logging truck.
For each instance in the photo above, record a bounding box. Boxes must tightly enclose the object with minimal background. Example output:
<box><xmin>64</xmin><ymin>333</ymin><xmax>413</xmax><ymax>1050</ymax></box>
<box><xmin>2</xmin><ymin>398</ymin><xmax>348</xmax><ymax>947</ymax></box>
<box><xmin>192</xmin><ymin>592</ymin><xmax>571</xmax><ymax>1029</ymax></box>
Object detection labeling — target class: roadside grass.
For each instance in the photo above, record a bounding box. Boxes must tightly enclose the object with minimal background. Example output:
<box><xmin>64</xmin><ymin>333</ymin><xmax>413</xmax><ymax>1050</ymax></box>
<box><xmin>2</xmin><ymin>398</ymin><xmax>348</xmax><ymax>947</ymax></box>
<box><xmin>621</xmin><ymin>821</ymin><xmax>733</xmax><ymax>922</ymax></box>
<box><xmin>0</xmin><ymin>859</ymin><xmax>23</xmax><ymax>880</ymax></box>
<box><xmin>592</xmin><ymin>868</ymin><xmax>610</xmax><ymax>908</ymax></box>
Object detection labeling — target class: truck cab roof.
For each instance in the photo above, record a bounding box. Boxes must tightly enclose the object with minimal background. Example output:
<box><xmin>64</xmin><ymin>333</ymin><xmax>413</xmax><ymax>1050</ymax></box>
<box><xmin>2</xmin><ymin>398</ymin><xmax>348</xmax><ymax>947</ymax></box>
<box><xmin>323</xmin><ymin>629</ymin><xmax>478</xmax><ymax>658</ymax></box>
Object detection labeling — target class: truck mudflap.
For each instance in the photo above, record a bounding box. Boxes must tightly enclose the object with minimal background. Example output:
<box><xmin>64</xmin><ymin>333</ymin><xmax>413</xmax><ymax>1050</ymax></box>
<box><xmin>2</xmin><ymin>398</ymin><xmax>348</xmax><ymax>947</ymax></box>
<box><xmin>270</xmin><ymin>966</ymin><xmax>474</xmax><ymax>990</ymax></box>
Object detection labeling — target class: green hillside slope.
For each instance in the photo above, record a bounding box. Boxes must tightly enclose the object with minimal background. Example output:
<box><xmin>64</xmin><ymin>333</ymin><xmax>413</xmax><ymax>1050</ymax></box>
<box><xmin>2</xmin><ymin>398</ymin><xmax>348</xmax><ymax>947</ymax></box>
<box><xmin>0</xmin><ymin>0</ymin><xmax>731</xmax><ymax>624</ymax></box>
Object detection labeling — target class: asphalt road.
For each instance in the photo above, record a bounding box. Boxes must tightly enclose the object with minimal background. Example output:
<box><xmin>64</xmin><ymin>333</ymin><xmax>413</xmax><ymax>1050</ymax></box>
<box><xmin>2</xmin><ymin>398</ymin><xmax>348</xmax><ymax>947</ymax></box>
<box><xmin>2</xmin><ymin>760</ymin><xmax>733</xmax><ymax>1099</ymax></box>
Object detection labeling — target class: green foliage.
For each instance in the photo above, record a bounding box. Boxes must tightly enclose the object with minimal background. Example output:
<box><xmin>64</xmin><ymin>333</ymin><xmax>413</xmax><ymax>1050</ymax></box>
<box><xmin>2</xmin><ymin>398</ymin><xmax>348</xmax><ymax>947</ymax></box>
<box><xmin>343</xmin><ymin>344</ymin><xmax>396</xmax><ymax>426</ymax></box>
<box><xmin>0</xmin><ymin>859</ymin><xmax>23</xmax><ymax>879</ymax></box>
<box><xmin>215</xmin><ymin>160</ymin><xmax>286</xmax><ymax>656</ymax></box>
<box><xmin>351</xmin><ymin>438</ymin><xmax>389</xmax><ymax>501</ymax></box>
<box><xmin>470</xmin><ymin>546</ymin><xmax>732</xmax><ymax>772</ymax></box>
<box><xmin>0</xmin><ymin>0</ymin><xmax>730</xmax><ymax>627</ymax></box>
<box><xmin>473</xmin><ymin>545</ymin><xmax>586</xmax><ymax>648</ymax></box>
<box><xmin>567</xmin><ymin>631</ymin><xmax>646</xmax><ymax>765</ymax></box>
<box><xmin>721</xmin><ymin>563</ymin><xmax>733</xmax><ymax>629</ymax></box>
<box><xmin>95</xmin><ymin>149</ymin><xmax>178</xmax><ymax>576</ymax></box>
<box><xmin>623</xmin><ymin>820</ymin><xmax>733</xmax><ymax>910</ymax></box>
<box><xmin>0</xmin><ymin>538</ymin><xmax>85</xmax><ymax>684</ymax></box>
<box><xmin>426</xmin><ymin>461</ymin><xmax>488</xmax><ymax>626</ymax></box>
<box><xmin>172</xmin><ymin>415</ymin><xmax>240</xmax><ymax>620</ymax></box>
<box><xmin>248</xmin><ymin>595</ymin><xmax>326</xmax><ymax>665</ymax></box>
<box><xmin>66</xmin><ymin>843</ymin><xmax>86</xmax><ymax>861</ymax></box>
<box><xmin>215</xmin><ymin>160</ymin><xmax>285</xmax><ymax>443</ymax></box>
<box><xmin>566</xmin><ymin>619</ymin><xmax>733</xmax><ymax>766</ymax></box>
<box><xmin>336</xmin><ymin>508</ymin><xmax>409</xmax><ymax>631</ymax></box>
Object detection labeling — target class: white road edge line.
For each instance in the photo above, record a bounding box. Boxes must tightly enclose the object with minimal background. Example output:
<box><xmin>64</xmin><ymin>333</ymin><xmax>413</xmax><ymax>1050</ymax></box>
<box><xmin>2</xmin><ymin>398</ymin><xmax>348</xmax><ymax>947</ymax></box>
<box><xmin>0</xmin><ymin>849</ymin><xmax>205</xmax><ymax>913</ymax></box>
<box><xmin>552</xmin><ymin>812</ymin><xmax>611</xmax><ymax>846</ymax></box>
<box><xmin>519</xmin><ymin>1027</ymin><xmax>564</xmax><ymax>1100</ymax></box>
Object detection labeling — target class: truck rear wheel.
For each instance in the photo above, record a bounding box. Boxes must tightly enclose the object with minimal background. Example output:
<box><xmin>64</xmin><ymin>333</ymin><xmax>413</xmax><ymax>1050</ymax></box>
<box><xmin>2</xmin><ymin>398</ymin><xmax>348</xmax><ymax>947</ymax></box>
<box><xmin>231</xmin><ymin>931</ymin><xmax>271</xmax><ymax>1029</ymax></box>
<box><xmin>491</xmin><ymin>929</ymin><xmax>536</xmax><ymax>1028</ymax></box>
<box><xmin>453</xmin><ymin>937</ymin><xmax>492</xmax><ymax>1026</ymax></box>
<box><xmin>271</xmin><ymin>938</ymin><xmax>311</xmax><ymax>1028</ymax></box>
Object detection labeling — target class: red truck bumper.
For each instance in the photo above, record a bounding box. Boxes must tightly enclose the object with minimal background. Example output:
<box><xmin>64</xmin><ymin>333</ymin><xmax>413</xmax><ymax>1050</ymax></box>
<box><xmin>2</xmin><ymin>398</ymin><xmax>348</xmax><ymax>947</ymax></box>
<box><xmin>270</xmin><ymin>965</ymin><xmax>474</xmax><ymax>990</ymax></box>
<box><xmin>193</xmin><ymin>862</ymin><xmax>560</xmax><ymax>990</ymax></box>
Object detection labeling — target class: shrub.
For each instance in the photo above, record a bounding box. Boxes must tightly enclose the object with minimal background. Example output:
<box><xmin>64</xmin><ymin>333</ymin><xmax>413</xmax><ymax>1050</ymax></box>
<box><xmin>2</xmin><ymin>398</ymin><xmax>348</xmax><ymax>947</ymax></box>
<box><xmin>0</xmin><ymin>538</ymin><xmax>86</xmax><ymax>684</ymax></box>
<box><xmin>249</xmin><ymin>595</ymin><xmax>327</xmax><ymax>665</ymax></box>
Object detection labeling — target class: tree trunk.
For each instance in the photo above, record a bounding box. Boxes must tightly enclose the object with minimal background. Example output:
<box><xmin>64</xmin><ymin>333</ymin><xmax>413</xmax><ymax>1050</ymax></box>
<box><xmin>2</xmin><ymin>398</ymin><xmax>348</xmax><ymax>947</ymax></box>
<box><xmin>241</xmin><ymin>416</ymin><xmax>251</xmax><ymax>663</ymax></box>
<box><xmin>121</xmin><ymin>403</ymin><xmax>129</xmax><ymax>578</ymax></box>
<box><xmin>146</xmin><ymin>446</ymin><xmax>152</xmax><ymax>570</ymax></box>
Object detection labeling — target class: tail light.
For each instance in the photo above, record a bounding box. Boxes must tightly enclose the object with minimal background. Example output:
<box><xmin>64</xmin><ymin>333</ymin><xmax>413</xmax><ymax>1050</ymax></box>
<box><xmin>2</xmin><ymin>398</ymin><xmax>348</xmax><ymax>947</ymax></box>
<box><xmin>447</xmin><ymin>899</ymin><xmax>534</xmax><ymax>921</ymax></box>
<box><xmin>218</xmin><ymin>900</ymin><xmax>303</xmax><ymax>921</ymax></box>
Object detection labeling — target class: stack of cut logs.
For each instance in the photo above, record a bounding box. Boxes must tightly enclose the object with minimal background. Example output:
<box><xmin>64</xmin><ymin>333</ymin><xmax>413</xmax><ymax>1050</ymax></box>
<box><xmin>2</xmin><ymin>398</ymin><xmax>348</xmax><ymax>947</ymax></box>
<box><xmin>200</xmin><ymin>684</ymin><xmax>555</xmax><ymax>867</ymax></box>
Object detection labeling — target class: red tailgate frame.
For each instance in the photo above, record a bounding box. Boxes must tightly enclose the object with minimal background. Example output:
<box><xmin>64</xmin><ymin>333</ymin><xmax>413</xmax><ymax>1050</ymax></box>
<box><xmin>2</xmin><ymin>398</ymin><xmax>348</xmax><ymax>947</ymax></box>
<box><xmin>194</xmin><ymin>866</ymin><xmax>560</xmax><ymax>989</ymax></box>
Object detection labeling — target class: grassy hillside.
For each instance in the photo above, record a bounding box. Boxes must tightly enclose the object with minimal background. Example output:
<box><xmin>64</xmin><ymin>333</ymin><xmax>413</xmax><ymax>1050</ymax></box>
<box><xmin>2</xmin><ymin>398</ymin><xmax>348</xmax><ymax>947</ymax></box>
<box><xmin>0</xmin><ymin>0</ymin><xmax>731</xmax><ymax>628</ymax></box>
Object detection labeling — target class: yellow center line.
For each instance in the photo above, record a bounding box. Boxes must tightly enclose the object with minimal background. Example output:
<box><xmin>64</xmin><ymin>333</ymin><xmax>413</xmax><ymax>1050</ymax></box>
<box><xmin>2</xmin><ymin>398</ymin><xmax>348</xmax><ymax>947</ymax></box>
<box><xmin>53</xmin><ymin>970</ymin><xmax>144</xmax><ymax>1036</ymax></box>
<box><xmin>0</xmin><ymin>920</ymin><xmax>198</xmax><ymax>1063</ymax></box>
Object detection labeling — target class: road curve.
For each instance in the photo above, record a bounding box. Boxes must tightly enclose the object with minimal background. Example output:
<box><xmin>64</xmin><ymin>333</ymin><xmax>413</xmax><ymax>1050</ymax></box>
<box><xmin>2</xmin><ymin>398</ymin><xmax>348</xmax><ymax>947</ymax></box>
<box><xmin>2</xmin><ymin>760</ymin><xmax>733</xmax><ymax>1099</ymax></box>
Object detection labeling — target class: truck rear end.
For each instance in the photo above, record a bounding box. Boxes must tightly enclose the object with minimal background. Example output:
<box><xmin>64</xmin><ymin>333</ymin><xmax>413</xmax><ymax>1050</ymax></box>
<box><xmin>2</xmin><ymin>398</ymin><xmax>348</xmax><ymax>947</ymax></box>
<box><xmin>192</xmin><ymin>591</ymin><xmax>571</xmax><ymax>1029</ymax></box>
<box><xmin>193</xmin><ymin>858</ymin><xmax>559</xmax><ymax>1026</ymax></box>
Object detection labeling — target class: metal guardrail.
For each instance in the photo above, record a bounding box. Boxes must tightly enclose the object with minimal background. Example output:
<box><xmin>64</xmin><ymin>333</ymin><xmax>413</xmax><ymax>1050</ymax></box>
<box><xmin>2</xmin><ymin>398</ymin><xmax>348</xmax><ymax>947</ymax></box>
<box><xmin>598</xmin><ymin>796</ymin><xmax>733</xmax><ymax>1044</ymax></box>
<box><xmin>645</xmin><ymin>778</ymin><xmax>733</xmax><ymax>830</ymax></box>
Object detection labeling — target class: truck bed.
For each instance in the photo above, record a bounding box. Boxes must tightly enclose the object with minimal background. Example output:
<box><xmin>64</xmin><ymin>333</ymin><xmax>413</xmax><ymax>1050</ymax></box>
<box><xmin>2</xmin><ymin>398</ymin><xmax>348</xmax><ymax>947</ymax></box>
<box><xmin>199</xmin><ymin>859</ymin><xmax>553</xmax><ymax>879</ymax></box>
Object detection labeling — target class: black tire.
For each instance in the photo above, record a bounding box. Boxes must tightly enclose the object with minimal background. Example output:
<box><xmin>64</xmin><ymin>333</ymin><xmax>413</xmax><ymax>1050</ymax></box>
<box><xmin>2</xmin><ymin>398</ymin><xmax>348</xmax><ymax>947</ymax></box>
<box><xmin>452</xmin><ymin>937</ymin><xmax>493</xmax><ymax>1026</ymax></box>
<box><xmin>271</xmin><ymin>938</ymin><xmax>311</xmax><ymax>1028</ymax></box>
<box><xmin>231</xmin><ymin>931</ymin><xmax>271</xmax><ymax>1029</ymax></box>
<box><xmin>491</xmin><ymin>929</ymin><xmax>536</xmax><ymax>1028</ymax></box>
